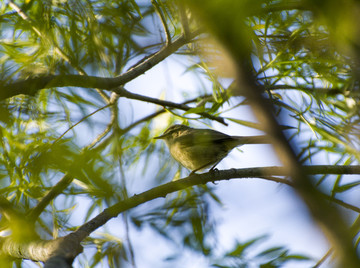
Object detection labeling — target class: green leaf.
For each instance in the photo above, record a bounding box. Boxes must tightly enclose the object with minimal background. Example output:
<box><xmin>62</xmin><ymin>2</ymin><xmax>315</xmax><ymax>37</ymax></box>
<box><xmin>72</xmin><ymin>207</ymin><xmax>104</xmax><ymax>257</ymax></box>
<box><xmin>183</xmin><ymin>106</ymin><xmax>206</xmax><ymax>115</ymax></box>
<box><xmin>334</xmin><ymin>180</ymin><xmax>360</xmax><ymax>193</ymax></box>
<box><xmin>226</xmin><ymin>236</ymin><xmax>267</xmax><ymax>257</ymax></box>
<box><xmin>226</xmin><ymin>118</ymin><xmax>263</xmax><ymax>130</ymax></box>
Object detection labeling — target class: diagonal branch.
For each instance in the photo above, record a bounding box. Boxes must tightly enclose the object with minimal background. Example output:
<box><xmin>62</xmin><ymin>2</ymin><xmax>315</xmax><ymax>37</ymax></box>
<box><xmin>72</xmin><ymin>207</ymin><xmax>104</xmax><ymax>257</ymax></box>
<box><xmin>0</xmin><ymin>31</ymin><xmax>201</xmax><ymax>100</ymax></box>
<box><xmin>89</xmin><ymin>95</ymin><xmax>214</xmax><ymax>151</ymax></box>
<box><xmin>72</xmin><ymin>165</ymin><xmax>360</xmax><ymax>241</ymax></box>
<box><xmin>27</xmin><ymin>175</ymin><xmax>74</xmax><ymax>221</ymax></box>
<box><xmin>26</xmin><ymin>110</ymin><xmax>115</xmax><ymax>222</ymax></box>
<box><xmin>0</xmin><ymin>195</ymin><xmax>22</xmax><ymax>222</ymax></box>
<box><xmin>268</xmin><ymin>84</ymin><xmax>346</xmax><ymax>95</ymax></box>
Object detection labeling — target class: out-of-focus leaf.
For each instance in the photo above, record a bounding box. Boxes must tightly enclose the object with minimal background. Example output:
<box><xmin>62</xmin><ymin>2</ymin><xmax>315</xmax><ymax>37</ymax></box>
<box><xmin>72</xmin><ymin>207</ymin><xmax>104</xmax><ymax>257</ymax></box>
<box><xmin>226</xmin><ymin>236</ymin><xmax>267</xmax><ymax>257</ymax></box>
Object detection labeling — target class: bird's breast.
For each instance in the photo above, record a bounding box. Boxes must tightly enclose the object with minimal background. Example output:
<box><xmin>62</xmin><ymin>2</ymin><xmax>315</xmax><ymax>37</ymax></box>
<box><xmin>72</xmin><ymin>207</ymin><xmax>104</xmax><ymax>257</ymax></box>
<box><xmin>169</xmin><ymin>140</ymin><xmax>230</xmax><ymax>171</ymax></box>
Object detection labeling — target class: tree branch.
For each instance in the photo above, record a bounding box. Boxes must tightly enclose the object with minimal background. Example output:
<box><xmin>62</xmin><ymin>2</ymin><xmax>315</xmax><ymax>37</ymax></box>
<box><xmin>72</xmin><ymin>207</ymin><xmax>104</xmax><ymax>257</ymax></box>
<box><xmin>313</xmin><ymin>248</ymin><xmax>333</xmax><ymax>268</ymax></box>
<box><xmin>0</xmin><ymin>233</ymin><xmax>83</xmax><ymax>267</ymax></box>
<box><xmin>73</xmin><ymin>165</ymin><xmax>360</xmax><ymax>241</ymax></box>
<box><xmin>152</xmin><ymin>0</ymin><xmax>172</xmax><ymax>45</ymax></box>
<box><xmin>2</xmin><ymin>165</ymin><xmax>360</xmax><ymax>264</ymax></box>
<box><xmin>268</xmin><ymin>84</ymin><xmax>346</xmax><ymax>95</ymax></box>
<box><xmin>114</xmin><ymin>87</ymin><xmax>227</xmax><ymax>125</ymax></box>
<box><xmin>0</xmin><ymin>31</ymin><xmax>200</xmax><ymax>100</ymax></box>
<box><xmin>86</xmin><ymin>97</ymin><xmax>119</xmax><ymax>149</ymax></box>
<box><xmin>120</xmin><ymin>94</ymin><xmax>214</xmax><ymax>134</ymax></box>
<box><xmin>27</xmin><ymin>175</ymin><xmax>74</xmax><ymax>222</ymax></box>
<box><xmin>8</xmin><ymin>0</ymin><xmax>109</xmax><ymax>102</ymax></box>
<box><xmin>53</xmin><ymin>104</ymin><xmax>112</xmax><ymax>146</ymax></box>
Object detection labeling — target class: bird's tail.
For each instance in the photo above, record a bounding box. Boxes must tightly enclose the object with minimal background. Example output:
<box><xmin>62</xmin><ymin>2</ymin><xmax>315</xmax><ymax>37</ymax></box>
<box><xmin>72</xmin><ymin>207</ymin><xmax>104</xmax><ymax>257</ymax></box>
<box><xmin>232</xmin><ymin>135</ymin><xmax>270</xmax><ymax>145</ymax></box>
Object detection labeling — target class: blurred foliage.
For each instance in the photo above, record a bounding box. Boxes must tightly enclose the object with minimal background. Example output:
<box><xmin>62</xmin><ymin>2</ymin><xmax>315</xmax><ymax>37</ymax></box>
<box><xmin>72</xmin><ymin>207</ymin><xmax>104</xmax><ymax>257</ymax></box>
<box><xmin>0</xmin><ymin>0</ymin><xmax>359</xmax><ymax>267</ymax></box>
<box><xmin>211</xmin><ymin>235</ymin><xmax>310</xmax><ymax>268</ymax></box>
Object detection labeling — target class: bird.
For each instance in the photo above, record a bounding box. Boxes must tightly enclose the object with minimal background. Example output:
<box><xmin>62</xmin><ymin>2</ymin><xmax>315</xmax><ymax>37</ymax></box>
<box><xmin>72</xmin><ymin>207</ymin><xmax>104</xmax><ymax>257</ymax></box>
<box><xmin>154</xmin><ymin>124</ymin><xmax>269</xmax><ymax>174</ymax></box>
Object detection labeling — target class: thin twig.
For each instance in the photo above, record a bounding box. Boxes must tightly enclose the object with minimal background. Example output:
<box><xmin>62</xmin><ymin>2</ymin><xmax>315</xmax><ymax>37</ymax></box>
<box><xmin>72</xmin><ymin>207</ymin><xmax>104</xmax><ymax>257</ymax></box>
<box><xmin>268</xmin><ymin>84</ymin><xmax>345</xmax><ymax>95</ymax></box>
<box><xmin>312</xmin><ymin>248</ymin><xmax>333</xmax><ymax>268</ymax></box>
<box><xmin>53</xmin><ymin>103</ymin><xmax>112</xmax><ymax>146</ymax></box>
<box><xmin>115</xmin><ymin>87</ymin><xmax>227</xmax><ymax>125</ymax></box>
<box><xmin>121</xmin><ymin>94</ymin><xmax>213</xmax><ymax>134</ymax></box>
<box><xmin>323</xmin><ymin>195</ymin><xmax>360</xmax><ymax>213</ymax></box>
<box><xmin>27</xmin><ymin>175</ymin><xmax>73</xmax><ymax>221</ymax></box>
<box><xmin>179</xmin><ymin>4</ymin><xmax>190</xmax><ymax>38</ymax></box>
<box><xmin>89</xmin><ymin>95</ymin><xmax>213</xmax><ymax>151</ymax></box>
<box><xmin>152</xmin><ymin>0</ymin><xmax>171</xmax><ymax>45</ymax></box>
<box><xmin>8</xmin><ymin>1</ymin><xmax>41</xmax><ymax>35</ymax></box>
<box><xmin>87</xmin><ymin>93</ymin><xmax>120</xmax><ymax>149</ymax></box>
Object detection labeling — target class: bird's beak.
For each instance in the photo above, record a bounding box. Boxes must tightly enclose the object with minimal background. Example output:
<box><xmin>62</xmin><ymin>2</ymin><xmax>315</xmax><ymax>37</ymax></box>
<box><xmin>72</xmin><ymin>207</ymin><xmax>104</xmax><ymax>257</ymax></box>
<box><xmin>154</xmin><ymin>134</ymin><xmax>165</xmax><ymax>139</ymax></box>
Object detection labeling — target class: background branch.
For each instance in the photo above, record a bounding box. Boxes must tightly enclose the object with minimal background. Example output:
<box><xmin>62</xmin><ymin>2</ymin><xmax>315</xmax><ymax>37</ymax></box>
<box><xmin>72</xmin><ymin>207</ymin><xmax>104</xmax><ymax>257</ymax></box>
<box><xmin>27</xmin><ymin>175</ymin><xmax>73</xmax><ymax>222</ymax></box>
<box><xmin>152</xmin><ymin>0</ymin><xmax>172</xmax><ymax>45</ymax></box>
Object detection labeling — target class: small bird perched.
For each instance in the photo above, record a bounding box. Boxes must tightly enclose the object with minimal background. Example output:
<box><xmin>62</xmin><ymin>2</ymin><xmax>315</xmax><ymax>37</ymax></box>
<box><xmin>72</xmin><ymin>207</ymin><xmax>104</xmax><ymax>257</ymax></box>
<box><xmin>154</xmin><ymin>124</ymin><xmax>269</xmax><ymax>174</ymax></box>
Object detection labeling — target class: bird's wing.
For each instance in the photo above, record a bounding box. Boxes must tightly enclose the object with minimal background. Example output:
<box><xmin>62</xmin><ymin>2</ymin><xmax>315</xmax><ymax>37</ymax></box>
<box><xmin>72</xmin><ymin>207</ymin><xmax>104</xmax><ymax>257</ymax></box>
<box><xmin>176</xmin><ymin>129</ymin><xmax>233</xmax><ymax>148</ymax></box>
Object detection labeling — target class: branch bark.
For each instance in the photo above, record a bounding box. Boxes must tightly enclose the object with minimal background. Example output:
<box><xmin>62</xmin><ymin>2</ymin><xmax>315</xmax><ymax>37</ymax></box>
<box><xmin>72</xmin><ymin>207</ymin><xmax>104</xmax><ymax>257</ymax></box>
<box><xmin>1</xmin><ymin>233</ymin><xmax>83</xmax><ymax>267</ymax></box>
